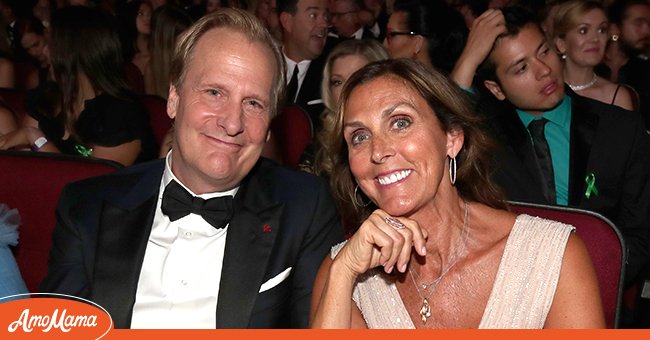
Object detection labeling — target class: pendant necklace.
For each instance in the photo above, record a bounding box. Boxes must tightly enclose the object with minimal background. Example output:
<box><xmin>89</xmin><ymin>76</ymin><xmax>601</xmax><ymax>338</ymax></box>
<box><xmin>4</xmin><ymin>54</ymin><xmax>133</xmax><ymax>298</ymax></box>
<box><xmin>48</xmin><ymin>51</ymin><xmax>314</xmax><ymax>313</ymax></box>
<box><xmin>407</xmin><ymin>201</ymin><xmax>470</xmax><ymax>324</ymax></box>
<box><xmin>567</xmin><ymin>72</ymin><xmax>598</xmax><ymax>91</ymax></box>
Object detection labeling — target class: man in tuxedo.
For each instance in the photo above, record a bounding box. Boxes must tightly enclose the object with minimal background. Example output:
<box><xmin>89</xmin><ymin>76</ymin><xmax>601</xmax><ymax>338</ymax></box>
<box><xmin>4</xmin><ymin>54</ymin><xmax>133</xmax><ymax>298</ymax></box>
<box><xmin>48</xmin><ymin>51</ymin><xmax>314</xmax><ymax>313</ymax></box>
<box><xmin>278</xmin><ymin>0</ymin><xmax>337</xmax><ymax>132</ymax></box>
<box><xmin>40</xmin><ymin>9</ymin><xmax>343</xmax><ymax>329</ymax></box>
<box><xmin>452</xmin><ymin>7</ymin><xmax>650</xmax><ymax>285</ymax></box>
<box><xmin>330</xmin><ymin>0</ymin><xmax>377</xmax><ymax>40</ymax></box>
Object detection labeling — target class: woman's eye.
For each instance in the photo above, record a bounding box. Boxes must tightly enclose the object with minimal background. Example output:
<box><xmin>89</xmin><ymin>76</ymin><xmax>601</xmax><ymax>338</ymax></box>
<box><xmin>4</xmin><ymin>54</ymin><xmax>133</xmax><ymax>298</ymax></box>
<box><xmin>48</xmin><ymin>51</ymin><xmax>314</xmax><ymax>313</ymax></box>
<box><xmin>392</xmin><ymin>117</ymin><xmax>411</xmax><ymax>130</ymax></box>
<box><xmin>350</xmin><ymin>131</ymin><xmax>369</xmax><ymax>145</ymax></box>
<box><xmin>330</xmin><ymin>79</ymin><xmax>343</xmax><ymax>88</ymax></box>
<box><xmin>579</xmin><ymin>27</ymin><xmax>587</xmax><ymax>34</ymax></box>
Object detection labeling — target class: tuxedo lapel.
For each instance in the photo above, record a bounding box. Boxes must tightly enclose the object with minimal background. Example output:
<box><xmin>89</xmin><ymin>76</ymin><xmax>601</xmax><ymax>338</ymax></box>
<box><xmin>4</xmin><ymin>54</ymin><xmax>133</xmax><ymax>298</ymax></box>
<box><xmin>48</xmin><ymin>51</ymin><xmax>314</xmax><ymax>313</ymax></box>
<box><xmin>91</xmin><ymin>161</ymin><xmax>164</xmax><ymax>328</ymax></box>
<box><xmin>497</xmin><ymin>107</ymin><xmax>546</xmax><ymax>191</ymax></box>
<box><xmin>568</xmin><ymin>96</ymin><xmax>598</xmax><ymax>205</ymax></box>
<box><xmin>215</xmin><ymin>162</ymin><xmax>283</xmax><ymax>328</ymax></box>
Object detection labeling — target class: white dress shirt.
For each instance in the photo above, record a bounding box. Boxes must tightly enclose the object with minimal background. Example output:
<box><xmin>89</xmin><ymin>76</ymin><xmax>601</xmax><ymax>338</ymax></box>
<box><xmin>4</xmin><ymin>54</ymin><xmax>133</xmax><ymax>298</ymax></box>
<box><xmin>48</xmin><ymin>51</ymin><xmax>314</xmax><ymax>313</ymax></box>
<box><xmin>284</xmin><ymin>54</ymin><xmax>312</xmax><ymax>102</ymax></box>
<box><xmin>131</xmin><ymin>153</ymin><xmax>238</xmax><ymax>329</ymax></box>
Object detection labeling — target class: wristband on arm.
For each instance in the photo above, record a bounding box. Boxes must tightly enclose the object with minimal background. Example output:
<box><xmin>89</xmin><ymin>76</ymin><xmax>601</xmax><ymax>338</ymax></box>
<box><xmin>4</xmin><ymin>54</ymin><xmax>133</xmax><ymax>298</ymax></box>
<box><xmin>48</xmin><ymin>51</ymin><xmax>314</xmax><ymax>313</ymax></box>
<box><xmin>30</xmin><ymin>136</ymin><xmax>48</xmax><ymax>151</ymax></box>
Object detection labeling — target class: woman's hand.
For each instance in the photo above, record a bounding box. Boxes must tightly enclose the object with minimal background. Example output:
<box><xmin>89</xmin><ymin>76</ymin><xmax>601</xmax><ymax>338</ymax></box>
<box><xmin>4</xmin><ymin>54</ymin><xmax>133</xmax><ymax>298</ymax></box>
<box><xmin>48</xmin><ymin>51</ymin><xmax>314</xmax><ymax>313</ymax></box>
<box><xmin>335</xmin><ymin>209</ymin><xmax>428</xmax><ymax>279</ymax></box>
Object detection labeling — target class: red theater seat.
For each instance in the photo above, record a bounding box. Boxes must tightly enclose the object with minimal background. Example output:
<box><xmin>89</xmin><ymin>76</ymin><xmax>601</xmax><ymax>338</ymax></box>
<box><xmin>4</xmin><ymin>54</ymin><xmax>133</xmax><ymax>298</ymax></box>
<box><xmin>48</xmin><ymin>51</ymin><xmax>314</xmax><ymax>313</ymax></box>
<box><xmin>0</xmin><ymin>151</ymin><xmax>121</xmax><ymax>292</ymax></box>
<box><xmin>509</xmin><ymin>201</ymin><xmax>625</xmax><ymax>328</ymax></box>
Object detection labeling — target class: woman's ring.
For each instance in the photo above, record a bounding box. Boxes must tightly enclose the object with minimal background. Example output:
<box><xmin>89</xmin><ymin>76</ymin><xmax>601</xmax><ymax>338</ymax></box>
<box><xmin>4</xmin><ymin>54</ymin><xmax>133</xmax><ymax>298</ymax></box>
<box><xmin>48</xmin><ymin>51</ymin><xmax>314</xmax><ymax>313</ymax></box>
<box><xmin>384</xmin><ymin>216</ymin><xmax>406</xmax><ymax>229</ymax></box>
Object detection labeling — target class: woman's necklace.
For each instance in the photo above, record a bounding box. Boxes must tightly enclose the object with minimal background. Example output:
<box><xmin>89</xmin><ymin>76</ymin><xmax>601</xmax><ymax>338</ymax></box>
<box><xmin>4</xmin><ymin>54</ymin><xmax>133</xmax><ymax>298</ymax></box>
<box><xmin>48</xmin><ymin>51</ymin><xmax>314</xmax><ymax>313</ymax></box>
<box><xmin>567</xmin><ymin>72</ymin><xmax>598</xmax><ymax>91</ymax></box>
<box><xmin>407</xmin><ymin>201</ymin><xmax>470</xmax><ymax>324</ymax></box>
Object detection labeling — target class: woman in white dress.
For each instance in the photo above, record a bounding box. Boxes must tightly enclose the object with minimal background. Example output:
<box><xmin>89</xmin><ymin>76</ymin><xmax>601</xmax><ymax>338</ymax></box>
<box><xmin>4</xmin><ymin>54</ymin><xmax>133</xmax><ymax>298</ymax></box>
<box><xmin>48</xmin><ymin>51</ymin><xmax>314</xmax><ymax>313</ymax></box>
<box><xmin>309</xmin><ymin>58</ymin><xmax>605</xmax><ymax>329</ymax></box>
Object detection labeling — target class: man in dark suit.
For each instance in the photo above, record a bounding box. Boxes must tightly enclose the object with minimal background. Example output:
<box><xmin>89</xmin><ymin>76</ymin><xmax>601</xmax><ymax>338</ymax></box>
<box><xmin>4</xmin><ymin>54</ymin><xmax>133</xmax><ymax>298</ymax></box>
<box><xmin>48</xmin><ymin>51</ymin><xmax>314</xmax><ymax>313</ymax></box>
<box><xmin>40</xmin><ymin>9</ymin><xmax>343</xmax><ymax>329</ymax></box>
<box><xmin>278</xmin><ymin>0</ymin><xmax>338</xmax><ymax>132</ymax></box>
<box><xmin>451</xmin><ymin>7</ymin><xmax>650</xmax><ymax>285</ymax></box>
<box><xmin>330</xmin><ymin>0</ymin><xmax>378</xmax><ymax>40</ymax></box>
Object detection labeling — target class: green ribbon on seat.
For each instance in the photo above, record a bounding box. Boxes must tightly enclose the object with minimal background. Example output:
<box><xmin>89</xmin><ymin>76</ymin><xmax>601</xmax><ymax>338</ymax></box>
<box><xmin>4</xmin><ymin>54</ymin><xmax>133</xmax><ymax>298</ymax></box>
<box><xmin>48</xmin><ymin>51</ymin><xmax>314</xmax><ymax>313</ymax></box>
<box><xmin>585</xmin><ymin>173</ymin><xmax>598</xmax><ymax>199</ymax></box>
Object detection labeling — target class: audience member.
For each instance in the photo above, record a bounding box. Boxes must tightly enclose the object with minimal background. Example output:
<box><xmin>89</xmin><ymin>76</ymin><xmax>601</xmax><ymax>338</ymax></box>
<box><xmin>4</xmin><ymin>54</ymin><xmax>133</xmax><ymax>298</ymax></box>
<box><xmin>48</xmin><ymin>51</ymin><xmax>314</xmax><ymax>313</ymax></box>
<box><xmin>310</xmin><ymin>58</ymin><xmax>604</xmax><ymax>328</ymax></box>
<box><xmin>357</xmin><ymin>0</ymin><xmax>389</xmax><ymax>40</ymax></box>
<box><xmin>249</xmin><ymin>0</ymin><xmax>281</xmax><ymax>41</ymax></box>
<box><xmin>553</xmin><ymin>0</ymin><xmax>636</xmax><ymax>110</ymax></box>
<box><xmin>144</xmin><ymin>4</ymin><xmax>193</xmax><ymax>99</ymax></box>
<box><xmin>451</xmin><ymin>6</ymin><xmax>650</xmax><ymax>286</ymax></box>
<box><xmin>40</xmin><ymin>8</ymin><xmax>343</xmax><ymax>329</ymax></box>
<box><xmin>299</xmin><ymin>39</ymin><xmax>389</xmax><ymax>179</ymax></box>
<box><xmin>0</xmin><ymin>6</ymin><xmax>156</xmax><ymax>166</ymax></box>
<box><xmin>32</xmin><ymin>0</ymin><xmax>55</xmax><ymax>28</ymax></box>
<box><xmin>15</xmin><ymin>15</ymin><xmax>50</xmax><ymax>87</ymax></box>
<box><xmin>600</xmin><ymin>0</ymin><xmax>650</xmax><ymax>129</ymax></box>
<box><xmin>384</xmin><ymin>0</ymin><xmax>467</xmax><ymax>74</ymax></box>
<box><xmin>0</xmin><ymin>0</ymin><xmax>20</xmax><ymax>54</ymax></box>
<box><xmin>330</xmin><ymin>0</ymin><xmax>376</xmax><ymax>39</ymax></box>
<box><xmin>278</xmin><ymin>0</ymin><xmax>333</xmax><ymax>131</ymax></box>
<box><xmin>117</xmin><ymin>0</ymin><xmax>152</xmax><ymax>76</ymax></box>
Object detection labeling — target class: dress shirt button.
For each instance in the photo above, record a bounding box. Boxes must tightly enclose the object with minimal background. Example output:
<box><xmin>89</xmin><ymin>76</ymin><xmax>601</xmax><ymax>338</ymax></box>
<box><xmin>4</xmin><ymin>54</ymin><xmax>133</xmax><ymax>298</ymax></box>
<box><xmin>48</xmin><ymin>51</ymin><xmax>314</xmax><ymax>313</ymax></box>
<box><xmin>181</xmin><ymin>279</ymin><xmax>188</xmax><ymax>286</ymax></box>
<box><xmin>184</xmin><ymin>231</ymin><xmax>193</xmax><ymax>238</ymax></box>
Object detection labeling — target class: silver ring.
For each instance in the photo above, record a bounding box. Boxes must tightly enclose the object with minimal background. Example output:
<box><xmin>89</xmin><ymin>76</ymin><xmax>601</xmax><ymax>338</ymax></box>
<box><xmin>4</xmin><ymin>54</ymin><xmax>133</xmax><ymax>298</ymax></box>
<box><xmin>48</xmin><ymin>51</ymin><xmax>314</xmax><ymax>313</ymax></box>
<box><xmin>384</xmin><ymin>216</ymin><xmax>406</xmax><ymax>229</ymax></box>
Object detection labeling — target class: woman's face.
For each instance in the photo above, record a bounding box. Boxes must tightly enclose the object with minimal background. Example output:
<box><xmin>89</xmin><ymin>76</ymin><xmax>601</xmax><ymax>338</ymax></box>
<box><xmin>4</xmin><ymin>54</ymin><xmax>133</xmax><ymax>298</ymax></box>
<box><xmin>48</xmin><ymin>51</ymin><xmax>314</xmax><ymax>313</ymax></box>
<box><xmin>343</xmin><ymin>75</ymin><xmax>462</xmax><ymax>217</ymax></box>
<box><xmin>329</xmin><ymin>54</ymin><xmax>370</xmax><ymax>106</ymax></box>
<box><xmin>136</xmin><ymin>2</ymin><xmax>153</xmax><ymax>35</ymax></box>
<box><xmin>557</xmin><ymin>8</ymin><xmax>608</xmax><ymax>67</ymax></box>
<box><xmin>383</xmin><ymin>11</ymin><xmax>417</xmax><ymax>59</ymax></box>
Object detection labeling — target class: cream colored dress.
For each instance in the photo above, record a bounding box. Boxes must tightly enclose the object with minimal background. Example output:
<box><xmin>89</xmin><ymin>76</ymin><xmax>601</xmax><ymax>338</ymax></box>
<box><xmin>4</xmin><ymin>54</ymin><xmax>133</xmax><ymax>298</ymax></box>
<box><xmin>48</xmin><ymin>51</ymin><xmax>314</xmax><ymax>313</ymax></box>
<box><xmin>330</xmin><ymin>214</ymin><xmax>575</xmax><ymax>329</ymax></box>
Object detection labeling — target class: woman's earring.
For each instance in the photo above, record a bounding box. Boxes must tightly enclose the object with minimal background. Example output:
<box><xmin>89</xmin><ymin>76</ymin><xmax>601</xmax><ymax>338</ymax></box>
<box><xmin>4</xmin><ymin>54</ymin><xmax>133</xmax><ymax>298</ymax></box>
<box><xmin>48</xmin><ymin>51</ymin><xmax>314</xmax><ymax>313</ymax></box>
<box><xmin>353</xmin><ymin>185</ymin><xmax>371</xmax><ymax>207</ymax></box>
<box><xmin>449</xmin><ymin>156</ymin><xmax>457</xmax><ymax>185</ymax></box>
<box><xmin>561</xmin><ymin>54</ymin><xmax>567</xmax><ymax>60</ymax></box>
<box><xmin>610</xmin><ymin>34</ymin><xmax>619</xmax><ymax>42</ymax></box>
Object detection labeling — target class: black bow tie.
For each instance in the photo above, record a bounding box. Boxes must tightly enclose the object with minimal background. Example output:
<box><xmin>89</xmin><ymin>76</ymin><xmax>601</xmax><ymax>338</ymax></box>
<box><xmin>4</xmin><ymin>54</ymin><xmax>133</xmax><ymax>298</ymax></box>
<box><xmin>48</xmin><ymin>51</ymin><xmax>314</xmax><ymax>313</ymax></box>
<box><xmin>161</xmin><ymin>180</ymin><xmax>234</xmax><ymax>229</ymax></box>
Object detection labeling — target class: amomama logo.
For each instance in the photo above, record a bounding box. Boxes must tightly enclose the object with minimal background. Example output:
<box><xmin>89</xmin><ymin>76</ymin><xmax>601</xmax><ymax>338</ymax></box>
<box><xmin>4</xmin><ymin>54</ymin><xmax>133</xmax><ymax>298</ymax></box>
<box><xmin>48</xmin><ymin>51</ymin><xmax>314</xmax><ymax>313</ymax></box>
<box><xmin>0</xmin><ymin>293</ymin><xmax>113</xmax><ymax>339</ymax></box>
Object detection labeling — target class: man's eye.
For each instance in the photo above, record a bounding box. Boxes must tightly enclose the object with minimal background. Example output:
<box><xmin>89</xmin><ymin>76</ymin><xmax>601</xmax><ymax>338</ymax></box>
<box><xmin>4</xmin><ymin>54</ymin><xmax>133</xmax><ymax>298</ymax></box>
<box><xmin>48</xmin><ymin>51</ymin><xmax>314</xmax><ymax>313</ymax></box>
<box><xmin>516</xmin><ymin>64</ymin><xmax>527</xmax><ymax>74</ymax></box>
<box><xmin>207</xmin><ymin>89</ymin><xmax>219</xmax><ymax>96</ymax></box>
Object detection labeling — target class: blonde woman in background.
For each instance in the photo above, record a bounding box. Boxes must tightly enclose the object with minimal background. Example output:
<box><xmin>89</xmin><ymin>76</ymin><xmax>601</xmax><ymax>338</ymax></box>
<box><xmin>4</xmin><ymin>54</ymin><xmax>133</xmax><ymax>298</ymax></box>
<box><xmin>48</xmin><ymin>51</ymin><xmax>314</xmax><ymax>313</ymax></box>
<box><xmin>298</xmin><ymin>39</ymin><xmax>389</xmax><ymax>177</ymax></box>
<box><xmin>553</xmin><ymin>0</ymin><xmax>636</xmax><ymax>110</ymax></box>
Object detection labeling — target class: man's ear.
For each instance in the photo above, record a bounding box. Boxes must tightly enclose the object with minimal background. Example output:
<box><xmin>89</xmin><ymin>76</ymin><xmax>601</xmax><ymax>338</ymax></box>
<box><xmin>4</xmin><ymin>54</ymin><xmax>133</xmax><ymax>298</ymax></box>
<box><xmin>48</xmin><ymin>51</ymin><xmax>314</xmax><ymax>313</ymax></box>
<box><xmin>483</xmin><ymin>79</ymin><xmax>506</xmax><ymax>101</ymax></box>
<box><xmin>167</xmin><ymin>84</ymin><xmax>179</xmax><ymax>119</ymax></box>
<box><xmin>413</xmin><ymin>35</ymin><xmax>424</xmax><ymax>56</ymax></box>
<box><xmin>279</xmin><ymin>11</ymin><xmax>292</xmax><ymax>34</ymax></box>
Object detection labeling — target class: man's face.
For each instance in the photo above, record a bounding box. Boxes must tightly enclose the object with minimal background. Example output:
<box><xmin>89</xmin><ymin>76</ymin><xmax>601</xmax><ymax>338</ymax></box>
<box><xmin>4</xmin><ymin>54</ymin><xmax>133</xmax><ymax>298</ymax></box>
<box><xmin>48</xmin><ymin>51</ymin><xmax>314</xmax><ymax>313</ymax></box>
<box><xmin>281</xmin><ymin>0</ymin><xmax>329</xmax><ymax>61</ymax></box>
<box><xmin>330</xmin><ymin>0</ymin><xmax>361</xmax><ymax>37</ymax></box>
<box><xmin>619</xmin><ymin>4</ymin><xmax>650</xmax><ymax>54</ymax></box>
<box><xmin>168</xmin><ymin>27</ymin><xmax>275</xmax><ymax>194</ymax></box>
<box><xmin>483</xmin><ymin>24</ymin><xmax>565</xmax><ymax>116</ymax></box>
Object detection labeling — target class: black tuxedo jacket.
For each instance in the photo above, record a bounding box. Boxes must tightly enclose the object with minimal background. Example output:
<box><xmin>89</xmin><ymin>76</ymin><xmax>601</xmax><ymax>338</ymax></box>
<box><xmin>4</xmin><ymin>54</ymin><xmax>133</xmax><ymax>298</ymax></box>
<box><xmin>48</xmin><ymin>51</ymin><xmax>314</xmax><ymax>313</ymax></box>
<box><xmin>484</xmin><ymin>87</ymin><xmax>650</xmax><ymax>283</ymax></box>
<box><xmin>293</xmin><ymin>37</ymin><xmax>342</xmax><ymax>132</ymax></box>
<box><xmin>40</xmin><ymin>158</ymin><xmax>344</xmax><ymax>328</ymax></box>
